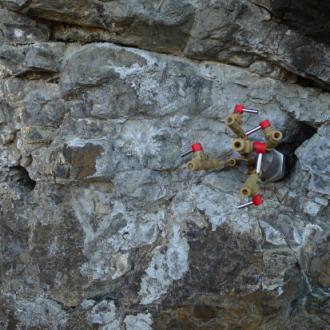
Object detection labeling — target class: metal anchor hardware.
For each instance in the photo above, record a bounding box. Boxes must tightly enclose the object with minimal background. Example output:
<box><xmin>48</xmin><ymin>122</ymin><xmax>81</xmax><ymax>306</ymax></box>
<box><xmin>182</xmin><ymin>104</ymin><xmax>287</xmax><ymax>209</ymax></box>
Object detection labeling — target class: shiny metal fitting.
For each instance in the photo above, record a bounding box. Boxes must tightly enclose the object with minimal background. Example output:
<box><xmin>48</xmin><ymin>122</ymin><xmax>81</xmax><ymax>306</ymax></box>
<box><xmin>254</xmin><ymin>149</ymin><xmax>287</xmax><ymax>182</ymax></box>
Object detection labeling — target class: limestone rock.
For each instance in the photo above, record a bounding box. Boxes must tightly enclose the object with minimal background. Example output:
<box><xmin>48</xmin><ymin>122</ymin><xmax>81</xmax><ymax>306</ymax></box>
<box><xmin>23</xmin><ymin>42</ymin><xmax>66</xmax><ymax>73</ymax></box>
<box><xmin>296</xmin><ymin>124</ymin><xmax>330</xmax><ymax>195</ymax></box>
<box><xmin>0</xmin><ymin>1</ymin><xmax>329</xmax><ymax>329</ymax></box>
<box><xmin>0</xmin><ymin>9</ymin><xmax>50</xmax><ymax>44</ymax></box>
<box><xmin>2</xmin><ymin>1</ymin><xmax>330</xmax><ymax>87</ymax></box>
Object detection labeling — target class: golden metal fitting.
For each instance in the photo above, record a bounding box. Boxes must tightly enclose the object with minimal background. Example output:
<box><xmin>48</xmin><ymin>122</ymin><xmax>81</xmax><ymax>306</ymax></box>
<box><xmin>226</xmin><ymin>114</ymin><xmax>246</xmax><ymax>138</ymax></box>
<box><xmin>263</xmin><ymin>127</ymin><xmax>283</xmax><ymax>150</ymax></box>
<box><xmin>232</xmin><ymin>138</ymin><xmax>253</xmax><ymax>154</ymax></box>
<box><xmin>186</xmin><ymin>158</ymin><xmax>221</xmax><ymax>171</ymax></box>
<box><xmin>226</xmin><ymin>157</ymin><xmax>238</xmax><ymax>168</ymax></box>
<box><xmin>240</xmin><ymin>173</ymin><xmax>259</xmax><ymax>197</ymax></box>
<box><xmin>186</xmin><ymin>149</ymin><xmax>226</xmax><ymax>171</ymax></box>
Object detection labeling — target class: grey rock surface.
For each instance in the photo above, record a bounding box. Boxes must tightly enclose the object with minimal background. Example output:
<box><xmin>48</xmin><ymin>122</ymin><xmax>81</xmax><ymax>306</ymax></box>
<box><xmin>0</xmin><ymin>9</ymin><xmax>50</xmax><ymax>44</ymax></box>
<box><xmin>296</xmin><ymin>125</ymin><xmax>330</xmax><ymax>196</ymax></box>
<box><xmin>2</xmin><ymin>1</ymin><xmax>330</xmax><ymax>88</ymax></box>
<box><xmin>0</xmin><ymin>1</ymin><xmax>329</xmax><ymax>329</ymax></box>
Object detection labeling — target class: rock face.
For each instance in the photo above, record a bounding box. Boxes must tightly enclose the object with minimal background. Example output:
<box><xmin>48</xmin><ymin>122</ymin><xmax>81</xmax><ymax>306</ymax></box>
<box><xmin>0</xmin><ymin>1</ymin><xmax>329</xmax><ymax>329</ymax></box>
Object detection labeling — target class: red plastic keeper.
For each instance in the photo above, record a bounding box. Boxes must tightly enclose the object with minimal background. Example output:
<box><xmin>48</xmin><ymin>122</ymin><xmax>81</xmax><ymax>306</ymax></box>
<box><xmin>192</xmin><ymin>143</ymin><xmax>203</xmax><ymax>152</ymax></box>
<box><xmin>253</xmin><ymin>141</ymin><xmax>267</xmax><ymax>154</ymax></box>
<box><xmin>252</xmin><ymin>194</ymin><xmax>263</xmax><ymax>206</ymax></box>
<box><xmin>233</xmin><ymin>104</ymin><xmax>244</xmax><ymax>114</ymax></box>
<box><xmin>259</xmin><ymin>119</ymin><xmax>271</xmax><ymax>129</ymax></box>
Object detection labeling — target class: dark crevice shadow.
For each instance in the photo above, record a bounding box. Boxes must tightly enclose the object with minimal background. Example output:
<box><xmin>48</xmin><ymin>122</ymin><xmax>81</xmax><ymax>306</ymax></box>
<box><xmin>9</xmin><ymin>166</ymin><xmax>36</xmax><ymax>191</ymax></box>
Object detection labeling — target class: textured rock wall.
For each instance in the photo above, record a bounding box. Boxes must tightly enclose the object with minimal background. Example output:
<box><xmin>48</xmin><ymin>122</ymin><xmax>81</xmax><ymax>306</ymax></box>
<box><xmin>0</xmin><ymin>1</ymin><xmax>329</xmax><ymax>329</ymax></box>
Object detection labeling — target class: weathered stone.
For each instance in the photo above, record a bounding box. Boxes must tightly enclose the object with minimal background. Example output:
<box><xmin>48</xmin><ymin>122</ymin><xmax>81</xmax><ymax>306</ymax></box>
<box><xmin>306</xmin><ymin>232</ymin><xmax>330</xmax><ymax>290</ymax></box>
<box><xmin>79</xmin><ymin>82</ymin><xmax>139</xmax><ymax>119</ymax></box>
<box><xmin>249</xmin><ymin>61</ymin><xmax>298</xmax><ymax>83</ymax></box>
<box><xmin>87</xmin><ymin>300</ymin><xmax>119</xmax><ymax>328</ymax></box>
<box><xmin>23</xmin><ymin>42</ymin><xmax>66</xmax><ymax>73</ymax></box>
<box><xmin>0</xmin><ymin>9</ymin><xmax>50</xmax><ymax>44</ymax></box>
<box><xmin>2</xmin><ymin>0</ymin><xmax>104</xmax><ymax>27</ymax></box>
<box><xmin>101</xmin><ymin>0</ymin><xmax>195</xmax><ymax>53</ymax></box>
<box><xmin>124</xmin><ymin>313</ymin><xmax>153</xmax><ymax>330</ymax></box>
<box><xmin>22</xmin><ymin>83</ymin><xmax>66</xmax><ymax>127</ymax></box>
<box><xmin>3</xmin><ymin>1</ymin><xmax>330</xmax><ymax>88</ymax></box>
<box><xmin>0</xmin><ymin>45</ymin><xmax>25</xmax><ymax>77</ymax></box>
<box><xmin>2</xmin><ymin>297</ymin><xmax>67</xmax><ymax>329</ymax></box>
<box><xmin>193</xmin><ymin>305</ymin><xmax>218</xmax><ymax>321</ymax></box>
<box><xmin>254</xmin><ymin>0</ymin><xmax>330</xmax><ymax>45</ymax></box>
<box><xmin>0</xmin><ymin>2</ymin><xmax>329</xmax><ymax>329</ymax></box>
<box><xmin>296</xmin><ymin>125</ymin><xmax>330</xmax><ymax>195</ymax></box>
<box><xmin>62</xmin><ymin>142</ymin><xmax>104</xmax><ymax>179</ymax></box>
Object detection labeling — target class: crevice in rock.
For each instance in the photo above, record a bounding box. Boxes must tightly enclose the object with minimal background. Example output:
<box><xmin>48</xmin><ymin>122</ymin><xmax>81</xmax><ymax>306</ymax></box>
<box><xmin>9</xmin><ymin>166</ymin><xmax>36</xmax><ymax>191</ymax></box>
<box><xmin>47</xmin><ymin>297</ymin><xmax>81</xmax><ymax>313</ymax></box>
<box><xmin>17</xmin><ymin>0</ymin><xmax>33</xmax><ymax>14</ymax></box>
<box><xmin>3</xmin><ymin>3</ymin><xmax>330</xmax><ymax>94</ymax></box>
<box><xmin>14</xmin><ymin>70</ymin><xmax>60</xmax><ymax>83</ymax></box>
<box><xmin>50</xmin><ymin>23</ymin><xmax>184</xmax><ymax>59</ymax></box>
<box><xmin>277</xmin><ymin>119</ymin><xmax>317</xmax><ymax>176</ymax></box>
<box><xmin>27</xmin><ymin>16</ymin><xmax>330</xmax><ymax>94</ymax></box>
<box><xmin>295</xmin><ymin>75</ymin><xmax>326</xmax><ymax>90</ymax></box>
<box><xmin>269</xmin><ymin>0</ymin><xmax>330</xmax><ymax>46</ymax></box>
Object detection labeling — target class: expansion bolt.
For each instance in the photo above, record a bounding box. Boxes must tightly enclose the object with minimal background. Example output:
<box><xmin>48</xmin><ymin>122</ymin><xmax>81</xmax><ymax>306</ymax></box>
<box><xmin>181</xmin><ymin>143</ymin><xmax>203</xmax><ymax>158</ymax></box>
<box><xmin>233</xmin><ymin>104</ymin><xmax>259</xmax><ymax>114</ymax></box>
<box><xmin>237</xmin><ymin>194</ymin><xmax>264</xmax><ymax>209</ymax></box>
<box><xmin>246</xmin><ymin>119</ymin><xmax>271</xmax><ymax>136</ymax></box>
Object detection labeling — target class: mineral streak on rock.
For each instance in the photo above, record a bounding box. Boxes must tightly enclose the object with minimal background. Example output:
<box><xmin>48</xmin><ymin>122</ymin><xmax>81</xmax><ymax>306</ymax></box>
<box><xmin>0</xmin><ymin>0</ymin><xmax>329</xmax><ymax>329</ymax></box>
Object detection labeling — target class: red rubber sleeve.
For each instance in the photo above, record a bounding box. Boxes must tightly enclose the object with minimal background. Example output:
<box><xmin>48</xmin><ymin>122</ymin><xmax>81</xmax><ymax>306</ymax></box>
<box><xmin>192</xmin><ymin>143</ymin><xmax>203</xmax><ymax>152</ymax></box>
